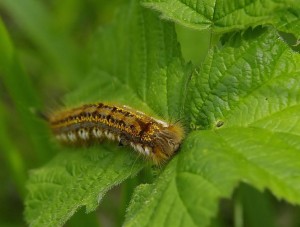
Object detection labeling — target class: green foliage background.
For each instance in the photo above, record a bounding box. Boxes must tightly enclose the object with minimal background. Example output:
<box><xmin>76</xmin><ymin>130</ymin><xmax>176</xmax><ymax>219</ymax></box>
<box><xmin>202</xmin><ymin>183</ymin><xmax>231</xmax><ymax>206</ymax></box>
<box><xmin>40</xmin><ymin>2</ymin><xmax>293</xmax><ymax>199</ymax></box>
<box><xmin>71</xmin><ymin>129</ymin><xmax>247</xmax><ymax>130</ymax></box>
<box><xmin>1</xmin><ymin>0</ymin><xmax>300</xmax><ymax>226</ymax></box>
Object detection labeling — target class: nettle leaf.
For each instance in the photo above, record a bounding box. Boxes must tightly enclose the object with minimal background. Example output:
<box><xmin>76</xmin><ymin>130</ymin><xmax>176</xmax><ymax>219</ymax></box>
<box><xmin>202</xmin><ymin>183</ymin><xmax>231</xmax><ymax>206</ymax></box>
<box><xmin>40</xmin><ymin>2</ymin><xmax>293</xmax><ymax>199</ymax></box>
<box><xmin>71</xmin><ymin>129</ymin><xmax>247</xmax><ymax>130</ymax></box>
<box><xmin>142</xmin><ymin>0</ymin><xmax>299</xmax><ymax>35</ymax></box>
<box><xmin>187</xmin><ymin>27</ymin><xmax>300</xmax><ymax>130</ymax></box>
<box><xmin>25</xmin><ymin>0</ymin><xmax>190</xmax><ymax>226</ymax></box>
<box><xmin>25</xmin><ymin>146</ymin><xmax>144</xmax><ymax>226</ymax></box>
<box><xmin>276</xmin><ymin>8</ymin><xmax>300</xmax><ymax>40</ymax></box>
<box><xmin>124</xmin><ymin>28</ymin><xmax>300</xmax><ymax>226</ymax></box>
<box><xmin>84</xmin><ymin>0</ymin><xmax>189</xmax><ymax>120</ymax></box>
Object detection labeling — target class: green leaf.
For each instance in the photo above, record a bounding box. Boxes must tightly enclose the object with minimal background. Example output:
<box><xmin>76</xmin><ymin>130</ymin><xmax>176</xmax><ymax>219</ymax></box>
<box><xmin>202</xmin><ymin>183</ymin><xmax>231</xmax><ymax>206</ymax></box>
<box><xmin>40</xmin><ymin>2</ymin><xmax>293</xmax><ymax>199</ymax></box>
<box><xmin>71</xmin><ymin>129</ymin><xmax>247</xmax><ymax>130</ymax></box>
<box><xmin>87</xmin><ymin>0</ymin><xmax>188</xmax><ymax>120</ymax></box>
<box><xmin>125</xmin><ymin>28</ymin><xmax>300</xmax><ymax>226</ymax></box>
<box><xmin>24</xmin><ymin>0</ymin><xmax>190</xmax><ymax>226</ymax></box>
<box><xmin>142</xmin><ymin>0</ymin><xmax>299</xmax><ymax>35</ymax></box>
<box><xmin>186</xmin><ymin>27</ymin><xmax>300</xmax><ymax>130</ymax></box>
<box><xmin>275</xmin><ymin>8</ymin><xmax>300</xmax><ymax>40</ymax></box>
<box><xmin>125</xmin><ymin>132</ymin><xmax>239</xmax><ymax>227</ymax></box>
<box><xmin>25</xmin><ymin>146</ymin><xmax>144</xmax><ymax>227</ymax></box>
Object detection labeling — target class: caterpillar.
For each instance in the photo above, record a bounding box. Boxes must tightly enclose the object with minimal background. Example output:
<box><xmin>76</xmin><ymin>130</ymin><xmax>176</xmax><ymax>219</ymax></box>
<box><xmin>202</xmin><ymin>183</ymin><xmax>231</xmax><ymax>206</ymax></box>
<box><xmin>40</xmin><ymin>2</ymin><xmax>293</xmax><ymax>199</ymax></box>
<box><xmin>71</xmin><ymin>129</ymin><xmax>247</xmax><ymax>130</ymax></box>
<box><xmin>48</xmin><ymin>103</ymin><xmax>184</xmax><ymax>165</ymax></box>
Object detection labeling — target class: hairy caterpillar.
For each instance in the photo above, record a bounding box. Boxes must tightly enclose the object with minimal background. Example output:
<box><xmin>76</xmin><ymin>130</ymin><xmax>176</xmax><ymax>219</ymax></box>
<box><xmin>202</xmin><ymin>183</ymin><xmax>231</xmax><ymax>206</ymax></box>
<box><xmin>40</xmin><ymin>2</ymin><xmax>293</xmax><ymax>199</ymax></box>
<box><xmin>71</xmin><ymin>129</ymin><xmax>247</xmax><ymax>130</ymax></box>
<box><xmin>48</xmin><ymin>103</ymin><xmax>184</xmax><ymax>165</ymax></box>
